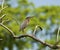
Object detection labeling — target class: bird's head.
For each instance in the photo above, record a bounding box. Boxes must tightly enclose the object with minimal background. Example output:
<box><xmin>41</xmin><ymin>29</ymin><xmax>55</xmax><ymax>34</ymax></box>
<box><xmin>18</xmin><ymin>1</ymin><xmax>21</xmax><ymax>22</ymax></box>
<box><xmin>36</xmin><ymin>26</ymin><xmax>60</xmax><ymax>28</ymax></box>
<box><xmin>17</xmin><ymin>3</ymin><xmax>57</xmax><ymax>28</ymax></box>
<box><xmin>25</xmin><ymin>16</ymin><xmax>33</xmax><ymax>22</ymax></box>
<box><xmin>26</xmin><ymin>16</ymin><xmax>32</xmax><ymax>19</ymax></box>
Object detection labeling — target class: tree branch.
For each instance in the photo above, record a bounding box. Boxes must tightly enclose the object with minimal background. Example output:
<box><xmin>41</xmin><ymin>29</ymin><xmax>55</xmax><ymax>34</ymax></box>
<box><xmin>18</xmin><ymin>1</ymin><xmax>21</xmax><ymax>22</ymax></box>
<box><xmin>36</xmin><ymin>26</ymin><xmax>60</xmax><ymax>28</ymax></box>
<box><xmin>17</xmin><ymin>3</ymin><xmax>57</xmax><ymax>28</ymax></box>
<box><xmin>0</xmin><ymin>6</ymin><xmax>8</xmax><ymax>13</ymax></box>
<box><xmin>0</xmin><ymin>23</ymin><xmax>60</xmax><ymax>49</ymax></box>
<box><xmin>33</xmin><ymin>25</ymin><xmax>42</xmax><ymax>36</ymax></box>
<box><xmin>56</xmin><ymin>27</ymin><xmax>60</xmax><ymax>42</ymax></box>
<box><xmin>33</xmin><ymin>25</ymin><xmax>38</xmax><ymax>36</ymax></box>
<box><xmin>0</xmin><ymin>23</ymin><xmax>15</xmax><ymax>37</ymax></box>
<box><xmin>54</xmin><ymin>27</ymin><xmax>60</xmax><ymax>45</ymax></box>
<box><xmin>0</xmin><ymin>14</ymin><xmax>6</xmax><ymax>20</ymax></box>
<box><xmin>14</xmin><ymin>34</ymin><xmax>60</xmax><ymax>49</ymax></box>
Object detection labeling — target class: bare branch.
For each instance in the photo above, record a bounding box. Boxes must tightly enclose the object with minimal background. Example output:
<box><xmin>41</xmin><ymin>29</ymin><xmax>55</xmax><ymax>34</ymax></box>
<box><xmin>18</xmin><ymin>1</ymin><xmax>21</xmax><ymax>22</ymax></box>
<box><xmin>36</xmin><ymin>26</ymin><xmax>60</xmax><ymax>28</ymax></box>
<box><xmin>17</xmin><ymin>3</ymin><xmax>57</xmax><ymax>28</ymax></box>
<box><xmin>56</xmin><ymin>27</ymin><xmax>60</xmax><ymax>42</ymax></box>
<box><xmin>54</xmin><ymin>27</ymin><xmax>60</xmax><ymax>45</ymax></box>
<box><xmin>0</xmin><ymin>23</ymin><xmax>15</xmax><ymax>37</ymax></box>
<box><xmin>33</xmin><ymin>25</ymin><xmax>38</xmax><ymax>35</ymax></box>
<box><xmin>14</xmin><ymin>34</ymin><xmax>52</xmax><ymax>47</ymax></box>
<box><xmin>14</xmin><ymin>34</ymin><xmax>60</xmax><ymax>49</ymax></box>
<box><xmin>33</xmin><ymin>25</ymin><xmax>42</xmax><ymax>36</ymax></box>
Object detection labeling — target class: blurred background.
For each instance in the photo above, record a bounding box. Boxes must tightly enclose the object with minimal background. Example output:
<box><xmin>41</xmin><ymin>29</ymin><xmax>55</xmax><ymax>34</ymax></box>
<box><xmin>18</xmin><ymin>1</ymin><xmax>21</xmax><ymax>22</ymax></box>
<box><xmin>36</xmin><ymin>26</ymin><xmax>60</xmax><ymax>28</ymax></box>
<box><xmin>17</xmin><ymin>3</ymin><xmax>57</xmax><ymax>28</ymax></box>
<box><xmin>0</xmin><ymin>0</ymin><xmax>60</xmax><ymax>50</ymax></box>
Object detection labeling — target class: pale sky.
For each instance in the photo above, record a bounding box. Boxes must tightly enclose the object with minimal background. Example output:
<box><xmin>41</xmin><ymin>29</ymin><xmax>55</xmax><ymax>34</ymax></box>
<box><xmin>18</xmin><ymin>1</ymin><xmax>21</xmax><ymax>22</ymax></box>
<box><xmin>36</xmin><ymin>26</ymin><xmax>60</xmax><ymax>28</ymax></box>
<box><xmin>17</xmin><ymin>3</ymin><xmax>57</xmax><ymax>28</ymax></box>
<box><xmin>9</xmin><ymin>0</ymin><xmax>60</xmax><ymax>7</ymax></box>
<box><xmin>28</xmin><ymin>0</ymin><xmax>60</xmax><ymax>7</ymax></box>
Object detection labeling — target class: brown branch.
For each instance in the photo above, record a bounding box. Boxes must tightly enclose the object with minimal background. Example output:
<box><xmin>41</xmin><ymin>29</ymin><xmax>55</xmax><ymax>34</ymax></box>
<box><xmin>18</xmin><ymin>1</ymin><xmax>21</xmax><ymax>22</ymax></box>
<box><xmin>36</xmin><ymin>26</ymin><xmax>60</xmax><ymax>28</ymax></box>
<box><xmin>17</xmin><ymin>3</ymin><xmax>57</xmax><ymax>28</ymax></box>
<box><xmin>14</xmin><ymin>34</ymin><xmax>60</xmax><ymax>49</ymax></box>
<box><xmin>0</xmin><ymin>23</ymin><xmax>15</xmax><ymax>37</ymax></box>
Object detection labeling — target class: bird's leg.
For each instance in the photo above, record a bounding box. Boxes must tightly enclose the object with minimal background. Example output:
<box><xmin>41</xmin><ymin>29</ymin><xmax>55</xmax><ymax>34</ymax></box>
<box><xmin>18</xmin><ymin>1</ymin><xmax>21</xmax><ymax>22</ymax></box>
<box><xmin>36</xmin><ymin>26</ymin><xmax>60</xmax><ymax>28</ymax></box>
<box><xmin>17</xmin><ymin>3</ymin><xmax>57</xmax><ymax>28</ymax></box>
<box><xmin>22</xmin><ymin>29</ymin><xmax>26</xmax><ymax>34</ymax></box>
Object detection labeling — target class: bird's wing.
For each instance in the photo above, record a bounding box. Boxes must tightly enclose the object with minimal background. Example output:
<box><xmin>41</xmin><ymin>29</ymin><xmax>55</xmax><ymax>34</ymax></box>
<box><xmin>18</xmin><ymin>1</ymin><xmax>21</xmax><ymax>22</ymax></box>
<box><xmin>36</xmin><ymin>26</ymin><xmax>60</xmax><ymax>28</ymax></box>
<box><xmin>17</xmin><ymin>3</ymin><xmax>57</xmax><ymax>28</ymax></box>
<box><xmin>20</xmin><ymin>20</ymin><xmax>28</xmax><ymax>31</ymax></box>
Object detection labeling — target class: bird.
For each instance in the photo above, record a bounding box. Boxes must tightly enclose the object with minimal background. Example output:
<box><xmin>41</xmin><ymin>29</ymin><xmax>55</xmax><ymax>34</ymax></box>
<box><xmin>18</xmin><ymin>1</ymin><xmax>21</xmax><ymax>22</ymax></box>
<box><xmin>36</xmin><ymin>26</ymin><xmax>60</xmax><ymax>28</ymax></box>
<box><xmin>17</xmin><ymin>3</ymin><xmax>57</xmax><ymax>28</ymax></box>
<box><xmin>19</xmin><ymin>17</ymin><xmax>32</xmax><ymax>32</ymax></box>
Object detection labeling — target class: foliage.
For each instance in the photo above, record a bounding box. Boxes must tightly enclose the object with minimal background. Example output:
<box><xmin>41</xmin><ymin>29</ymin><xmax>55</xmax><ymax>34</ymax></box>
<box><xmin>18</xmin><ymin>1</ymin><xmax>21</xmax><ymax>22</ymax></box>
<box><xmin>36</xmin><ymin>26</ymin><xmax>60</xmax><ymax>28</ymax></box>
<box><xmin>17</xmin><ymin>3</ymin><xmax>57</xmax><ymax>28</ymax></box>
<box><xmin>0</xmin><ymin>0</ymin><xmax>60</xmax><ymax>50</ymax></box>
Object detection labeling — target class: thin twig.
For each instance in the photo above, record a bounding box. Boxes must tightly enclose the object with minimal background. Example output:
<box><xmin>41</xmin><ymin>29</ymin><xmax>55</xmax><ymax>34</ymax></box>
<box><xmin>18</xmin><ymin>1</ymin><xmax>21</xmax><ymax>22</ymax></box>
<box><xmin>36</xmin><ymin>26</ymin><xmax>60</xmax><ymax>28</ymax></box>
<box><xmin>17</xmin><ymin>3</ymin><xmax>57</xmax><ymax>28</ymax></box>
<box><xmin>33</xmin><ymin>25</ymin><xmax>42</xmax><ymax>36</ymax></box>
<box><xmin>0</xmin><ymin>14</ymin><xmax>6</xmax><ymax>19</ymax></box>
<box><xmin>33</xmin><ymin>25</ymin><xmax>38</xmax><ymax>35</ymax></box>
<box><xmin>57</xmin><ymin>27</ymin><xmax>60</xmax><ymax>42</ymax></box>
<box><xmin>0</xmin><ymin>14</ymin><xmax>6</xmax><ymax>23</ymax></box>
<box><xmin>12</xmin><ymin>17</ymin><xmax>20</xmax><ymax>25</ymax></box>
<box><xmin>0</xmin><ymin>6</ymin><xmax>8</xmax><ymax>13</ymax></box>
<box><xmin>2</xmin><ymin>19</ymin><xmax>9</xmax><ymax>24</ymax></box>
<box><xmin>54</xmin><ymin>27</ymin><xmax>60</xmax><ymax>45</ymax></box>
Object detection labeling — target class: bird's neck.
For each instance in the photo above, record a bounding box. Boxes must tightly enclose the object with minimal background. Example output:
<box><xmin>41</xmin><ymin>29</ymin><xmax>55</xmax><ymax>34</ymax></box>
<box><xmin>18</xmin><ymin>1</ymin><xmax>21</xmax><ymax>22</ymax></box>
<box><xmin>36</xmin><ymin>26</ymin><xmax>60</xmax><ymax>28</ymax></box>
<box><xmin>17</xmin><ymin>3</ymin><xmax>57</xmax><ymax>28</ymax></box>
<box><xmin>27</xmin><ymin>19</ymin><xmax>30</xmax><ymax>21</ymax></box>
